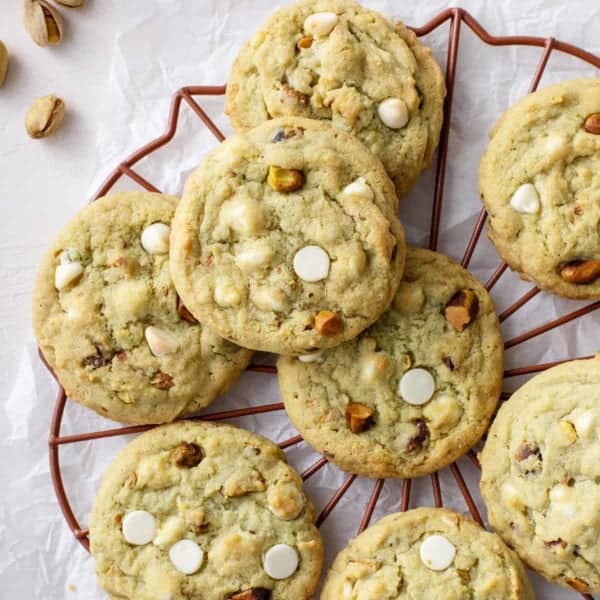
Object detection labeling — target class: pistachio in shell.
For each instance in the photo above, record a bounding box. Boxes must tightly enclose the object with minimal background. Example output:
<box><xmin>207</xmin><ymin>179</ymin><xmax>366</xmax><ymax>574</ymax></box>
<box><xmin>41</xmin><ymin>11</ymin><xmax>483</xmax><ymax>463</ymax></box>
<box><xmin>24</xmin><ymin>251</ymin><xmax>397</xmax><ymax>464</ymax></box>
<box><xmin>25</xmin><ymin>94</ymin><xmax>65</xmax><ymax>138</ymax></box>
<box><xmin>0</xmin><ymin>41</ymin><xmax>8</xmax><ymax>87</ymax></box>
<box><xmin>22</xmin><ymin>0</ymin><xmax>63</xmax><ymax>47</ymax></box>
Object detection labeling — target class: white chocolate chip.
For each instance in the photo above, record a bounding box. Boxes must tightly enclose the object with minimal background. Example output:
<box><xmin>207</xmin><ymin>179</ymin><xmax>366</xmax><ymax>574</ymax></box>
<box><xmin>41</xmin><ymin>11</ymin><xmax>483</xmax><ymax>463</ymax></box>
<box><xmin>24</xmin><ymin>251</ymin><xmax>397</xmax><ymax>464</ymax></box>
<box><xmin>304</xmin><ymin>12</ymin><xmax>338</xmax><ymax>37</ymax></box>
<box><xmin>343</xmin><ymin>581</ymin><xmax>354</xmax><ymax>598</ymax></box>
<box><xmin>342</xmin><ymin>177</ymin><xmax>374</xmax><ymax>200</ymax></box>
<box><xmin>141</xmin><ymin>222</ymin><xmax>170</xmax><ymax>254</ymax></box>
<box><xmin>214</xmin><ymin>281</ymin><xmax>243</xmax><ymax>307</ymax></box>
<box><xmin>122</xmin><ymin>510</ymin><xmax>156</xmax><ymax>545</ymax></box>
<box><xmin>153</xmin><ymin>516</ymin><xmax>185</xmax><ymax>547</ymax></box>
<box><xmin>377</xmin><ymin>98</ymin><xmax>409</xmax><ymax>129</ymax></box>
<box><xmin>510</xmin><ymin>183</ymin><xmax>540</xmax><ymax>214</ymax></box>
<box><xmin>419</xmin><ymin>534</ymin><xmax>456</xmax><ymax>571</ymax></box>
<box><xmin>55</xmin><ymin>262</ymin><xmax>84</xmax><ymax>290</ymax></box>
<box><xmin>235</xmin><ymin>240</ymin><xmax>274</xmax><ymax>271</ymax></box>
<box><xmin>298</xmin><ymin>351</ymin><xmax>324</xmax><ymax>363</ymax></box>
<box><xmin>398</xmin><ymin>368</ymin><xmax>435</xmax><ymax>405</ymax></box>
<box><xmin>168</xmin><ymin>539</ymin><xmax>204</xmax><ymax>575</ymax></box>
<box><xmin>570</xmin><ymin>409</ymin><xmax>594</xmax><ymax>436</ymax></box>
<box><xmin>263</xmin><ymin>543</ymin><xmax>299</xmax><ymax>579</ymax></box>
<box><xmin>293</xmin><ymin>245</ymin><xmax>330</xmax><ymax>282</ymax></box>
<box><xmin>218</xmin><ymin>195</ymin><xmax>264</xmax><ymax>236</ymax></box>
<box><xmin>251</xmin><ymin>287</ymin><xmax>289</xmax><ymax>312</ymax></box>
<box><xmin>423</xmin><ymin>394</ymin><xmax>461</xmax><ymax>432</ymax></box>
<box><xmin>144</xmin><ymin>326</ymin><xmax>178</xmax><ymax>357</ymax></box>
<box><xmin>501</xmin><ymin>481</ymin><xmax>525</xmax><ymax>511</ymax></box>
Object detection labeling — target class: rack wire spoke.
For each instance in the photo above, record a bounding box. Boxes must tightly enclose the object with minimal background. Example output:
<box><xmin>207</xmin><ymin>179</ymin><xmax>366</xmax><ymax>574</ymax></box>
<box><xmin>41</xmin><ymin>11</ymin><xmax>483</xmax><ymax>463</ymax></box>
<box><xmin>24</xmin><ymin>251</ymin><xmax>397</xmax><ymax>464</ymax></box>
<box><xmin>315</xmin><ymin>474</ymin><xmax>358</xmax><ymax>528</ymax></box>
<box><xmin>499</xmin><ymin>287</ymin><xmax>541</xmax><ymax>322</ymax></box>
<box><xmin>118</xmin><ymin>164</ymin><xmax>161</xmax><ymax>193</ymax></box>
<box><xmin>278</xmin><ymin>434</ymin><xmax>303</xmax><ymax>449</ymax></box>
<box><xmin>504</xmin><ymin>301</ymin><xmax>600</xmax><ymax>349</ymax></box>
<box><xmin>357</xmin><ymin>479</ymin><xmax>385</xmax><ymax>535</ymax></box>
<box><xmin>401</xmin><ymin>478</ymin><xmax>412</xmax><ymax>512</ymax></box>
<box><xmin>301</xmin><ymin>456</ymin><xmax>328</xmax><ymax>481</ymax></box>
<box><xmin>449</xmin><ymin>463</ymin><xmax>483</xmax><ymax>525</ymax></box>
<box><xmin>466</xmin><ymin>449</ymin><xmax>481</xmax><ymax>469</ymax></box>
<box><xmin>431</xmin><ymin>472</ymin><xmax>443</xmax><ymax>507</ymax></box>
<box><xmin>246</xmin><ymin>363</ymin><xmax>277</xmax><ymax>374</ymax></box>
<box><xmin>504</xmin><ymin>356</ymin><xmax>593</xmax><ymax>378</ymax></box>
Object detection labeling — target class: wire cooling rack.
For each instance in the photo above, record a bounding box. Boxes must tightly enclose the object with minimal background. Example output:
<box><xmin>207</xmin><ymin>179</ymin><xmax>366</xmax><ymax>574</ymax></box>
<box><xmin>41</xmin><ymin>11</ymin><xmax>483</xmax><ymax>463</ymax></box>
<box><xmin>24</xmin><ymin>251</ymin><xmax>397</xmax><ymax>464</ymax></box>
<box><xmin>45</xmin><ymin>8</ymin><xmax>600</xmax><ymax>598</ymax></box>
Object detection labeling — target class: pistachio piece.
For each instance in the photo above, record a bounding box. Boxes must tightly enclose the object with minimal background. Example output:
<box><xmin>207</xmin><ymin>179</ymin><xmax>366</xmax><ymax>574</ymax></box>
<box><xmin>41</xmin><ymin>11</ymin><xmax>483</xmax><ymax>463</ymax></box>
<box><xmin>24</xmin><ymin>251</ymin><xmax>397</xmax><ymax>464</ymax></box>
<box><xmin>82</xmin><ymin>348</ymin><xmax>108</xmax><ymax>370</ymax></box>
<box><xmin>566</xmin><ymin>577</ymin><xmax>590</xmax><ymax>593</ymax></box>
<box><xmin>0</xmin><ymin>41</ymin><xmax>8</xmax><ymax>87</ymax></box>
<box><xmin>444</xmin><ymin>289</ymin><xmax>479</xmax><ymax>331</ymax></box>
<box><xmin>177</xmin><ymin>296</ymin><xmax>198</xmax><ymax>324</ymax></box>
<box><xmin>150</xmin><ymin>371</ymin><xmax>174</xmax><ymax>390</ymax></box>
<box><xmin>314</xmin><ymin>310</ymin><xmax>343</xmax><ymax>336</ymax></box>
<box><xmin>405</xmin><ymin>419</ymin><xmax>429</xmax><ymax>452</ymax></box>
<box><xmin>559</xmin><ymin>259</ymin><xmax>600</xmax><ymax>284</ymax></box>
<box><xmin>345</xmin><ymin>403</ymin><xmax>374</xmax><ymax>433</ymax></box>
<box><xmin>229</xmin><ymin>590</ymin><xmax>271</xmax><ymax>600</ymax></box>
<box><xmin>54</xmin><ymin>0</ymin><xmax>85</xmax><ymax>6</ymax></box>
<box><xmin>26</xmin><ymin>94</ymin><xmax>65</xmax><ymax>138</ymax></box>
<box><xmin>583</xmin><ymin>113</ymin><xmax>600</xmax><ymax>135</ymax></box>
<box><xmin>296</xmin><ymin>36</ymin><xmax>313</xmax><ymax>50</ymax></box>
<box><xmin>23</xmin><ymin>0</ymin><xmax>63</xmax><ymax>47</ymax></box>
<box><xmin>171</xmin><ymin>442</ymin><xmax>204</xmax><ymax>468</ymax></box>
<box><xmin>267</xmin><ymin>166</ymin><xmax>305</xmax><ymax>193</ymax></box>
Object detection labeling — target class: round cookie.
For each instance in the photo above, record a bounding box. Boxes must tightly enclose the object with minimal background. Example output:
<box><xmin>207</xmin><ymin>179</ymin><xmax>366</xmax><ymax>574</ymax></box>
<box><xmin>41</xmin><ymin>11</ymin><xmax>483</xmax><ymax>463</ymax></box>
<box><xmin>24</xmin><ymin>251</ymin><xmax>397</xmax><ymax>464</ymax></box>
<box><xmin>480</xmin><ymin>356</ymin><xmax>600</xmax><ymax>594</ymax></box>
<box><xmin>33</xmin><ymin>192</ymin><xmax>252</xmax><ymax>425</ymax></box>
<box><xmin>225</xmin><ymin>0</ymin><xmax>445</xmax><ymax>199</ymax></box>
<box><xmin>89</xmin><ymin>420</ymin><xmax>323</xmax><ymax>600</ymax></box>
<box><xmin>479</xmin><ymin>78</ymin><xmax>600</xmax><ymax>299</ymax></box>
<box><xmin>321</xmin><ymin>507</ymin><xmax>534</xmax><ymax>599</ymax></box>
<box><xmin>277</xmin><ymin>247</ymin><xmax>503</xmax><ymax>479</ymax></box>
<box><xmin>170</xmin><ymin>116</ymin><xmax>406</xmax><ymax>355</ymax></box>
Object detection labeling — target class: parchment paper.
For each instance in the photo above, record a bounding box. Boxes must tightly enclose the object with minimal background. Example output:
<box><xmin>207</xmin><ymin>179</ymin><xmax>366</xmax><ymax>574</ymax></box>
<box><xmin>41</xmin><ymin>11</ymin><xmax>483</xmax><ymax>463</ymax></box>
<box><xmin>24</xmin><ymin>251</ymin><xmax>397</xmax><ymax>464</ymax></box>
<box><xmin>3</xmin><ymin>1</ymin><xmax>600</xmax><ymax>598</ymax></box>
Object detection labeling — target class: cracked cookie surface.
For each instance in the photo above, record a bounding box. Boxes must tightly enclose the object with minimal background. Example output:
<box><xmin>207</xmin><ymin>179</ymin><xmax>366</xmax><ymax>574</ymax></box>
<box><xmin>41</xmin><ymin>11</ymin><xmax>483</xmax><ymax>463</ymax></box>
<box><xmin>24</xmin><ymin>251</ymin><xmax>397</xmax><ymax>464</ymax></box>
<box><xmin>225</xmin><ymin>0</ymin><xmax>445</xmax><ymax>198</ymax></box>
<box><xmin>170</xmin><ymin>117</ymin><xmax>405</xmax><ymax>355</ymax></box>
<box><xmin>321</xmin><ymin>507</ymin><xmax>534</xmax><ymax>599</ymax></box>
<box><xmin>277</xmin><ymin>248</ymin><xmax>503</xmax><ymax>478</ymax></box>
<box><xmin>479</xmin><ymin>78</ymin><xmax>600</xmax><ymax>299</ymax></box>
<box><xmin>32</xmin><ymin>192</ymin><xmax>252</xmax><ymax>424</ymax></box>
<box><xmin>480</xmin><ymin>356</ymin><xmax>600</xmax><ymax>594</ymax></box>
<box><xmin>90</xmin><ymin>421</ymin><xmax>323</xmax><ymax>600</ymax></box>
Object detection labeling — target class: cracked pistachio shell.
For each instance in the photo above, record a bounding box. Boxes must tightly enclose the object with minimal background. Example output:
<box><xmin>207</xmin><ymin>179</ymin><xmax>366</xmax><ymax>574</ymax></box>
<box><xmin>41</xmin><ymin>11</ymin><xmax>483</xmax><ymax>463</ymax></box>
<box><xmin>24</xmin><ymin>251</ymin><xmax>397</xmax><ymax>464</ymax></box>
<box><xmin>0</xmin><ymin>41</ymin><xmax>8</xmax><ymax>87</ymax></box>
<box><xmin>22</xmin><ymin>0</ymin><xmax>63</xmax><ymax>47</ymax></box>
<box><xmin>54</xmin><ymin>0</ymin><xmax>85</xmax><ymax>6</ymax></box>
<box><xmin>25</xmin><ymin>94</ymin><xmax>65</xmax><ymax>138</ymax></box>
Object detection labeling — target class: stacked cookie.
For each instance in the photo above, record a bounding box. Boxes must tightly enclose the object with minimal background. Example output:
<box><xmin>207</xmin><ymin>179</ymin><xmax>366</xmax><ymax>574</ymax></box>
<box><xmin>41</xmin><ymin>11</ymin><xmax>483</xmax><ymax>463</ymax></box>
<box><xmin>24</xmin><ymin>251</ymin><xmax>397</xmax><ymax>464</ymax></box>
<box><xmin>33</xmin><ymin>1</ymin><xmax>600</xmax><ymax>598</ymax></box>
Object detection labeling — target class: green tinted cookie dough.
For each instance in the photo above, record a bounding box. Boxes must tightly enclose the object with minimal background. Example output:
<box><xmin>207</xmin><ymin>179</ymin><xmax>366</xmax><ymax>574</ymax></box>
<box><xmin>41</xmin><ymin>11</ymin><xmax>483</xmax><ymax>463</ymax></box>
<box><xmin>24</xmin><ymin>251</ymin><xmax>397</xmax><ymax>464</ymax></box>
<box><xmin>90</xmin><ymin>421</ymin><xmax>323</xmax><ymax>600</ymax></box>
<box><xmin>32</xmin><ymin>192</ymin><xmax>252</xmax><ymax>424</ymax></box>
<box><xmin>321</xmin><ymin>508</ymin><xmax>534</xmax><ymax>599</ymax></box>
<box><xmin>226</xmin><ymin>0</ymin><xmax>445</xmax><ymax>198</ymax></box>
<box><xmin>277</xmin><ymin>248</ymin><xmax>503</xmax><ymax>479</ymax></box>
<box><xmin>480</xmin><ymin>356</ymin><xmax>600</xmax><ymax>594</ymax></box>
<box><xmin>479</xmin><ymin>78</ymin><xmax>600</xmax><ymax>299</ymax></box>
<box><xmin>170</xmin><ymin>117</ymin><xmax>406</xmax><ymax>356</ymax></box>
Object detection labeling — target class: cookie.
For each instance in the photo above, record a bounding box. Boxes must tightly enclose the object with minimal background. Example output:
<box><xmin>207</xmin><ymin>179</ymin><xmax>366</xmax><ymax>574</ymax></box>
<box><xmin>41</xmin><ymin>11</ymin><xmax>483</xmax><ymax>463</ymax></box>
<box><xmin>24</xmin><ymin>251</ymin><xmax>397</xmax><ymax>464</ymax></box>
<box><xmin>89</xmin><ymin>421</ymin><xmax>323</xmax><ymax>600</ymax></box>
<box><xmin>277</xmin><ymin>247</ymin><xmax>503</xmax><ymax>478</ymax></box>
<box><xmin>479</xmin><ymin>78</ymin><xmax>600</xmax><ymax>299</ymax></box>
<box><xmin>321</xmin><ymin>507</ymin><xmax>534</xmax><ymax>599</ymax></box>
<box><xmin>480</xmin><ymin>356</ymin><xmax>600</xmax><ymax>594</ymax></box>
<box><xmin>32</xmin><ymin>192</ymin><xmax>252</xmax><ymax>425</ymax></box>
<box><xmin>170</xmin><ymin>116</ymin><xmax>406</xmax><ymax>355</ymax></box>
<box><xmin>225</xmin><ymin>0</ymin><xmax>445</xmax><ymax>199</ymax></box>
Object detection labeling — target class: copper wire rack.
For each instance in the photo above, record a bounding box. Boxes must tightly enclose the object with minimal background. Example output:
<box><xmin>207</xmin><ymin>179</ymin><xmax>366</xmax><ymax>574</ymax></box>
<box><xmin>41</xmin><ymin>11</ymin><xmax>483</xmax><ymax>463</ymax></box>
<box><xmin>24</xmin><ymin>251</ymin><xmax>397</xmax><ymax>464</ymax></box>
<box><xmin>45</xmin><ymin>8</ymin><xmax>600</xmax><ymax>599</ymax></box>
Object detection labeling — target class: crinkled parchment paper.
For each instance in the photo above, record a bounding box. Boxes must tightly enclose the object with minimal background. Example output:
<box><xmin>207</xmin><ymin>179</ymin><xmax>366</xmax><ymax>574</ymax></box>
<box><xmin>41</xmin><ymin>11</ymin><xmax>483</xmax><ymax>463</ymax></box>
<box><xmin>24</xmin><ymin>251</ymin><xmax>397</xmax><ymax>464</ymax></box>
<box><xmin>3</xmin><ymin>1</ymin><xmax>599</xmax><ymax>598</ymax></box>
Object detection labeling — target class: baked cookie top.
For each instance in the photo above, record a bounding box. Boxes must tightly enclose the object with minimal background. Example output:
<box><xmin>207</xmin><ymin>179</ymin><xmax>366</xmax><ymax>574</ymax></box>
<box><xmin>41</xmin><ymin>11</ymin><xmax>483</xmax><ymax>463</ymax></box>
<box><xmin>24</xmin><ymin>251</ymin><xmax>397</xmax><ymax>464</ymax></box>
<box><xmin>170</xmin><ymin>116</ymin><xmax>405</xmax><ymax>356</ymax></box>
<box><xmin>225</xmin><ymin>0</ymin><xmax>445</xmax><ymax>198</ymax></box>
<box><xmin>321</xmin><ymin>507</ymin><xmax>534</xmax><ymax>599</ymax></box>
<box><xmin>90</xmin><ymin>421</ymin><xmax>323</xmax><ymax>600</ymax></box>
<box><xmin>32</xmin><ymin>192</ymin><xmax>252</xmax><ymax>425</ymax></box>
<box><xmin>479</xmin><ymin>78</ymin><xmax>600</xmax><ymax>299</ymax></box>
<box><xmin>480</xmin><ymin>356</ymin><xmax>600</xmax><ymax>594</ymax></box>
<box><xmin>277</xmin><ymin>247</ymin><xmax>503</xmax><ymax>478</ymax></box>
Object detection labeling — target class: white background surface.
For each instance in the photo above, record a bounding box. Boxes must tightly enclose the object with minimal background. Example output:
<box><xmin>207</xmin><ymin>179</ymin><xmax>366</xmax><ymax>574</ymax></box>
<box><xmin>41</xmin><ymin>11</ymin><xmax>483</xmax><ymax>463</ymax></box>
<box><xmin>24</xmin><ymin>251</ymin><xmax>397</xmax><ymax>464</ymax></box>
<box><xmin>1</xmin><ymin>0</ymin><xmax>599</xmax><ymax>598</ymax></box>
